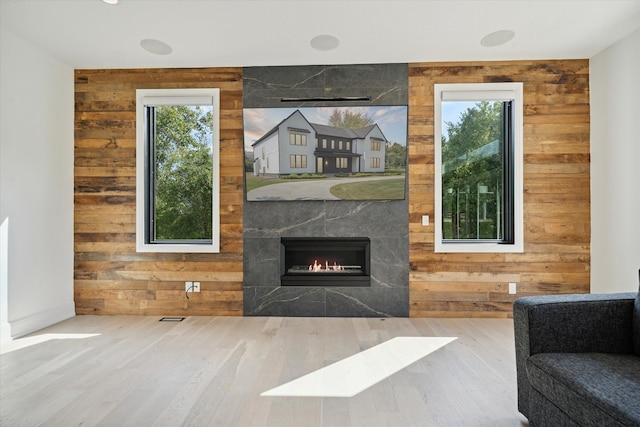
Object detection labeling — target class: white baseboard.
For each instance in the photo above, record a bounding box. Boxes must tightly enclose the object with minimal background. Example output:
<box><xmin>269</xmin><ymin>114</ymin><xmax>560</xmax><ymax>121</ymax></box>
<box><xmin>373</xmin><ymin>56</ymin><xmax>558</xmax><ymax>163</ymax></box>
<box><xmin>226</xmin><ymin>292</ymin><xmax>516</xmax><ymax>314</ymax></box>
<box><xmin>7</xmin><ymin>302</ymin><xmax>76</xmax><ymax>340</ymax></box>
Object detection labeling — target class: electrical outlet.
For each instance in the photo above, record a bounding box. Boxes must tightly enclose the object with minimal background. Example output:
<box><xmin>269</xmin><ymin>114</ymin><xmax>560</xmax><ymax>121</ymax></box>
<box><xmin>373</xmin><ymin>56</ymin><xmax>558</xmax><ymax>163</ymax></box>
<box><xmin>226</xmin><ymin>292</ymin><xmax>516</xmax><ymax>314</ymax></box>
<box><xmin>185</xmin><ymin>281</ymin><xmax>193</xmax><ymax>292</ymax></box>
<box><xmin>508</xmin><ymin>282</ymin><xmax>517</xmax><ymax>294</ymax></box>
<box><xmin>193</xmin><ymin>282</ymin><xmax>200</xmax><ymax>292</ymax></box>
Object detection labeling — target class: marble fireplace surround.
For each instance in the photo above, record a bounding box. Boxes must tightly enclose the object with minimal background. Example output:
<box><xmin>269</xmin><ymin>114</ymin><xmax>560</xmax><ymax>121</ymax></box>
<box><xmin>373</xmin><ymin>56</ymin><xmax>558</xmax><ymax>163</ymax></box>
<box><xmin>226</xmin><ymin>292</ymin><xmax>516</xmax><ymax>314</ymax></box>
<box><xmin>242</xmin><ymin>64</ymin><xmax>409</xmax><ymax>317</ymax></box>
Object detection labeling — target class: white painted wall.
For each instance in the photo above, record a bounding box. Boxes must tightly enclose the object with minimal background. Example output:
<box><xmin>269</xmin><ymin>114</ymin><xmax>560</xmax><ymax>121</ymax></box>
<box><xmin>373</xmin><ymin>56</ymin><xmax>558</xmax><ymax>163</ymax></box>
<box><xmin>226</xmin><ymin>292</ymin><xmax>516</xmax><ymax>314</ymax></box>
<box><xmin>253</xmin><ymin>133</ymin><xmax>280</xmax><ymax>175</ymax></box>
<box><xmin>0</xmin><ymin>28</ymin><xmax>75</xmax><ymax>342</ymax></box>
<box><xmin>278</xmin><ymin>112</ymin><xmax>315</xmax><ymax>175</ymax></box>
<box><xmin>590</xmin><ymin>29</ymin><xmax>640</xmax><ymax>294</ymax></box>
<box><xmin>363</xmin><ymin>127</ymin><xmax>387</xmax><ymax>173</ymax></box>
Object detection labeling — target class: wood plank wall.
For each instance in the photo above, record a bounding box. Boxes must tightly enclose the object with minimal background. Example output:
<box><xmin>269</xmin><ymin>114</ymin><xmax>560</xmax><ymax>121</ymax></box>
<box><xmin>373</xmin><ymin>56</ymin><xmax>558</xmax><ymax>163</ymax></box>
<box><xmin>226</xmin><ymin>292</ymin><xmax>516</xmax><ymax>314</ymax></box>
<box><xmin>74</xmin><ymin>68</ymin><xmax>244</xmax><ymax>316</ymax></box>
<box><xmin>408</xmin><ymin>60</ymin><xmax>591</xmax><ymax>318</ymax></box>
<box><xmin>73</xmin><ymin>60</ymin><xmax>590</xmax><ymax>318</ymax></box>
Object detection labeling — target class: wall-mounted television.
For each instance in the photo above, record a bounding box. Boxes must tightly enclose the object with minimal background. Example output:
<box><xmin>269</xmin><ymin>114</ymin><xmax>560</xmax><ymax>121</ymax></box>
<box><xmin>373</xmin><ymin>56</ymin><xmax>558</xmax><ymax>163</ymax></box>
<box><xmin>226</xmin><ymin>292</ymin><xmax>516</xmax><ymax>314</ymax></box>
<box><xmin>243</xmin><ymin>105</ymin><xmax>408</xmax><ymax>201</ymax></box>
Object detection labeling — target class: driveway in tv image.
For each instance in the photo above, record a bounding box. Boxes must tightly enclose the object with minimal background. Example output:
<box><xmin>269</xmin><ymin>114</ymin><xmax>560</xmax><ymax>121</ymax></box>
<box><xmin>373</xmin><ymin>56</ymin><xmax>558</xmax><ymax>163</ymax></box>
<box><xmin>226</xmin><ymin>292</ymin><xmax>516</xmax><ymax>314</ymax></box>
<box><xmin>247</xmin><ymin>175</ymin><xmax>404</xmax><ymax>201</ymax></box>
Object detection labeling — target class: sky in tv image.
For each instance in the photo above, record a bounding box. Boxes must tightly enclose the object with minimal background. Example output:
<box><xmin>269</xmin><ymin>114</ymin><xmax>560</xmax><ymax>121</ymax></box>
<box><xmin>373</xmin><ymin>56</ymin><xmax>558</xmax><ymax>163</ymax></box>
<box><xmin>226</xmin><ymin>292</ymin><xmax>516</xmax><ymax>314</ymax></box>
<box><xmin>243</xmin><ymin>105</ymin><xmax>408</xmax><ymax>152</ymax></box>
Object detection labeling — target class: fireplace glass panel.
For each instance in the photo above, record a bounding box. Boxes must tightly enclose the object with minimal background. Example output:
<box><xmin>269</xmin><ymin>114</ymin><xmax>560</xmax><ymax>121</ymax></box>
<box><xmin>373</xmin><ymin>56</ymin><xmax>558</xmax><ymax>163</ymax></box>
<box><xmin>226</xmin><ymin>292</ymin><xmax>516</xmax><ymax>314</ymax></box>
<box><xmin>280</xmin><ymin>237</ymin><xmax>370</xmax><ymax>286</ymax></box>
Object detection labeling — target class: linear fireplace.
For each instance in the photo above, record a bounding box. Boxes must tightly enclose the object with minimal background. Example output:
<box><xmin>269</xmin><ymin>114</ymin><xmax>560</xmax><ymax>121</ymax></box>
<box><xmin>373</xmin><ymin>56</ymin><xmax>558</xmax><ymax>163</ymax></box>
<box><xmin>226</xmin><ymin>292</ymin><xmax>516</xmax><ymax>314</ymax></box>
<box><xmin>280</xmin><ymin>237</ymin><xmax>371</xmax><ymax>287</ymax></box>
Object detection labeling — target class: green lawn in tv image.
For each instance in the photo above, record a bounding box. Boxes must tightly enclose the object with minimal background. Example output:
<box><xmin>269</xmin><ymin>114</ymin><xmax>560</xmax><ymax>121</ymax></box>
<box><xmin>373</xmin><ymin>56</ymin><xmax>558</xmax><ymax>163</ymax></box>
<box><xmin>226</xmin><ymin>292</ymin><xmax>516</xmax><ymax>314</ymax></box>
<box><xmin>329</xmin><ymin>175</ymin><xmax>405</xmax><ymax>200</ymax></box>
<box><xmin>245</xmin><ymin>172</ymin><xmax>406</xmax><ymax>201</ymax></box>
<box><xmin>243</xmin><ymin>106</ymin><xmax>408</xmax><ymax>201</ymax></box>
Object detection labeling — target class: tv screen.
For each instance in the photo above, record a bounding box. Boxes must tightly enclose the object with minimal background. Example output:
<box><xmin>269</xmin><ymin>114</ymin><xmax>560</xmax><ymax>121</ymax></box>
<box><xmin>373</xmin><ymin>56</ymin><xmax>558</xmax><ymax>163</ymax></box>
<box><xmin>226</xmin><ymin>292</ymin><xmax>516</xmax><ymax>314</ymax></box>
<box><xmin>243</xmin><ymin>105</ymin><xmax>408</xmax><ymax>201</ymax></box>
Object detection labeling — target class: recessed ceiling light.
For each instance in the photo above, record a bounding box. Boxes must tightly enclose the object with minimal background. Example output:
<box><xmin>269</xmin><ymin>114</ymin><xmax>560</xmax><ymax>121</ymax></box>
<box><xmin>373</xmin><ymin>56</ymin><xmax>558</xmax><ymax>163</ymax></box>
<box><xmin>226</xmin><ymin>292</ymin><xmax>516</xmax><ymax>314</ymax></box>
<box><xmin>310</xmin><ymin>34</ymin><xmax>340</xmax><ymax>52</ymax></box>
<box><xmin>480</xmin><ymin>30</ymin><xmax>515</xmax><ymax>47</ymax></box>
<box><xmin>140</xmin><ymin>39</ymin><xmax>173</xmax><ymax>55</ymax></box>
<box><xmin>101</xmin><ymin>0</ymin><xmax>118</xmax><ymax>4</ymax></box>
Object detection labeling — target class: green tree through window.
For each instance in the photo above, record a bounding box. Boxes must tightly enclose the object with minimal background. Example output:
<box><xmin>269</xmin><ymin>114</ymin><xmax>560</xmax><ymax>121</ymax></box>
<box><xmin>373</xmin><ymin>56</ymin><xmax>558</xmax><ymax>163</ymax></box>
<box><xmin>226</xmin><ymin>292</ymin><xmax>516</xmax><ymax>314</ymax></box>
<box><xmin>441</xmin><ymin>101</ymin><xmax>504</xmax><ymax>240</ymax></box>
<box><xmin>151</xmin><ymin>105</ymin><xmax>213</xmax><ymax>241</ymax></box>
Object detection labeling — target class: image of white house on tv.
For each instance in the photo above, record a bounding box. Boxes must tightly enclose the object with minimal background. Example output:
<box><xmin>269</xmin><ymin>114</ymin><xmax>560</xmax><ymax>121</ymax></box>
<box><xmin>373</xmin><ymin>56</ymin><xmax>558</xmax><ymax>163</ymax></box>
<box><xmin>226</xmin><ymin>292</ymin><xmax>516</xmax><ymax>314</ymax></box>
<box><xmin>252</xmin><ymin>110</ymin><xmax>388</xmax><ymax>176</ymax></box>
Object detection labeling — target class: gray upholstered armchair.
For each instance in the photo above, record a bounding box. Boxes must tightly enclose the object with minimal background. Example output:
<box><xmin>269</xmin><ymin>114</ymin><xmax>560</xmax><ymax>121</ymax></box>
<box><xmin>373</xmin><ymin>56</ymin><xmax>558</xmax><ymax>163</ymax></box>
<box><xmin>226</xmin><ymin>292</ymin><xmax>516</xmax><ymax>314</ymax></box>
<box><xmin>513</xmin><ymin>288</ymin><xmax>640</xmax><ymax>426</ymax></box>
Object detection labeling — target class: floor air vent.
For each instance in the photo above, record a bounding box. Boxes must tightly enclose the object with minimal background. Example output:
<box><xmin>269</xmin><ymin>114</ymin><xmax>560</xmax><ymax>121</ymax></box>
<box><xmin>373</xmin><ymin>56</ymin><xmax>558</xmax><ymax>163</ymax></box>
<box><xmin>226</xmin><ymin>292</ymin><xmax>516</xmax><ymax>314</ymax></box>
<box><xmin>159</xmin><ymin>317</ymin><xmax>185</xmax><ymax>322</ymax></box>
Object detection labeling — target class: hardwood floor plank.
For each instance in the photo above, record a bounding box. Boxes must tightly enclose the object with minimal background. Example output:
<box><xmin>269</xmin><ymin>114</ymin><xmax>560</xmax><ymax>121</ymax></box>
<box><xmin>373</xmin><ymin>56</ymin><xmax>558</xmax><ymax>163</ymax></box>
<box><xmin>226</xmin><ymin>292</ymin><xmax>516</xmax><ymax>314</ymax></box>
<box><xmin>0</xmin><ymin>316</ymin><xmax>528</xmax><ymax>427</ymax></box>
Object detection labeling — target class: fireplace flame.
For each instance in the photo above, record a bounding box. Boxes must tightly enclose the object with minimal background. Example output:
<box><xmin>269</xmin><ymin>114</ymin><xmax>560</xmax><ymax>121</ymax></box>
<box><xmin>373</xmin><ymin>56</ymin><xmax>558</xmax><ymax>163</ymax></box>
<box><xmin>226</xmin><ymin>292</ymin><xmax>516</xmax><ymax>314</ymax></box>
<box><xmin>309</xmin><ymin>259</ymin><xmax>344</xmax><ymax>272</ymax></box>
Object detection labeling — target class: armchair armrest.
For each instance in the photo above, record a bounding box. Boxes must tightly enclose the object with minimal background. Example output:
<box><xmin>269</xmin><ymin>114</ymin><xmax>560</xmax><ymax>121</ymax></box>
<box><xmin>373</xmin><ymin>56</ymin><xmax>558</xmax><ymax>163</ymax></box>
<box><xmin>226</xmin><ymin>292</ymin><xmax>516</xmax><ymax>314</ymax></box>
<box><xmin>514</xmin><ymin>293</ymin><xmax>636</xmax><ymax>356</ymax></box>
<box><xmin>513</xmin><ymin>292</ymin><xmax>636</xmax><ymax>417</ymax></box>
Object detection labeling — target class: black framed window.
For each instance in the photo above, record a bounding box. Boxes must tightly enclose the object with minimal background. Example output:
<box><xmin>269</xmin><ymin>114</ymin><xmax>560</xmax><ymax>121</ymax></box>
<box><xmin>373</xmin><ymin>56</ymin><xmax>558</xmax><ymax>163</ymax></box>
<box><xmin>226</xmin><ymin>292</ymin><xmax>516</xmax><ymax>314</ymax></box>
<box><xmin>435</xmin><ymin>83</ymin><xmax>523</xmax><ymax>253</ymax></box>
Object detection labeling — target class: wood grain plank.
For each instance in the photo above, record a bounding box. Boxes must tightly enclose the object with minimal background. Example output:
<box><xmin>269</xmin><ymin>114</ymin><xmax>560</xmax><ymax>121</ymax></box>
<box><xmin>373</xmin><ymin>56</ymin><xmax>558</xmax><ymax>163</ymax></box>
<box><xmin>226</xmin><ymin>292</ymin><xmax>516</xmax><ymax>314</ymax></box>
<box><xmin>407</xmin><ymin>59</ymin><xmax>590</xmax><ymax>318</ymax></box>
<box><xmin>74</xmin><ymin>68</ymin><xmax>244</xmax><ymax>316</ymax></box>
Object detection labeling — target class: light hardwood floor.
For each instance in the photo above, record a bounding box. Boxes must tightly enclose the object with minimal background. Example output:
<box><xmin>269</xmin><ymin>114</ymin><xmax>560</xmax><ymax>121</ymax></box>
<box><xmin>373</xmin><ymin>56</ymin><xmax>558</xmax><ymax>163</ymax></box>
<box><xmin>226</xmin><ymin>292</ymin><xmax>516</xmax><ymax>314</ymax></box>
<box><xmin>1</xmin><ymin>316</ymin><xmax>529</xmax><ymax>427</ymax></box>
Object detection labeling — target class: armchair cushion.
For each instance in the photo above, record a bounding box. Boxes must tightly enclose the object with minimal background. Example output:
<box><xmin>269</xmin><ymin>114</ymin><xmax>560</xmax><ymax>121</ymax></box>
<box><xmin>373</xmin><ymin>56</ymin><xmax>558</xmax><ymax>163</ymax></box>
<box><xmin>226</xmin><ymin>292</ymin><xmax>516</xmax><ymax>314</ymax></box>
<box><xmin>527</xmin><ymin>352</ymin><xmax>640</xmax><ymax>426</ymax></box>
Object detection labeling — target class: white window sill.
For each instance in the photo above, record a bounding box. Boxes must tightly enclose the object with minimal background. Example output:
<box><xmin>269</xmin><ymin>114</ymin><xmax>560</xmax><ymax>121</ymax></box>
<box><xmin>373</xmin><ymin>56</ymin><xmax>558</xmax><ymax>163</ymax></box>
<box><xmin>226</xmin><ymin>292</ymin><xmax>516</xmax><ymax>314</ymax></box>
<box><xmin>136</xmin><ymin>242</ymin><xmax>220</xmax><ymax>254</ymax></box>
<box><xmin>435</xmin><ymin>241</ymin><xmax>523</xmax><ymax>253</ymax></box>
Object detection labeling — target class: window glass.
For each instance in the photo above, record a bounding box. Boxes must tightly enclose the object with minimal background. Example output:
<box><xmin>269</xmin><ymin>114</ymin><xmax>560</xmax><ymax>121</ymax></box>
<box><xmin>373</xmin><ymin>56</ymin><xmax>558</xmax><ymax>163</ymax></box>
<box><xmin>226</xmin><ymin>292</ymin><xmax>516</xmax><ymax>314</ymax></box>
<box><xmin>149</xmin><ymin>105</ymin><xmax>213</xmax><ymax>241</ymax></box>
<box><xmin>290</xmin><ymin>154</ymin><xmax>307</xmax><ymax>168</ymax></box>
<box><xmin>441</xmin><ymin>101</ymin><xmax>504</xmax><ymax>241</ymax></box>
<box><xmin>289</xmin><ymin>132</ymin><xmax>307</xmax><ymax>146</ymax></box>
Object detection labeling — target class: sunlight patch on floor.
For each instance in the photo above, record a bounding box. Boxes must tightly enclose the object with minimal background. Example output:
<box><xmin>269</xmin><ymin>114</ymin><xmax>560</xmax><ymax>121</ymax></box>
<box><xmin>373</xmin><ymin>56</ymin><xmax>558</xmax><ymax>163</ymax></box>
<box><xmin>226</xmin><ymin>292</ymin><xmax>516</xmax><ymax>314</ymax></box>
<box><xmin>261</xmin><ymin>336</ymin><xmax>456</xmax><ymax>397</ymax></box>
<box><xmin>0</xmin><ymin>333</ymin><xmax>101</xmax><ymax>355</ymax></box>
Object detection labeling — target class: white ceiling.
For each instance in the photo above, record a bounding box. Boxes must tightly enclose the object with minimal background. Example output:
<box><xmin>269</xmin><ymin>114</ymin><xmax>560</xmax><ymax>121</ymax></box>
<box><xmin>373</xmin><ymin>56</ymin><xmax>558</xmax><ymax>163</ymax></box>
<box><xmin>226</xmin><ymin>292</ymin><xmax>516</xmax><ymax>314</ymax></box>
<box><xmin>1</xmin><ymin>0</ymin><xmax>640</xmax><ymax>70</ymax></box>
